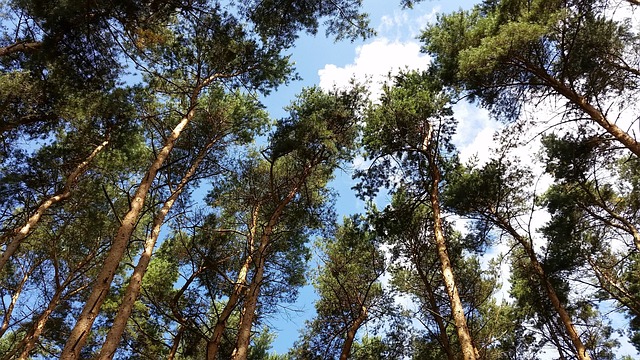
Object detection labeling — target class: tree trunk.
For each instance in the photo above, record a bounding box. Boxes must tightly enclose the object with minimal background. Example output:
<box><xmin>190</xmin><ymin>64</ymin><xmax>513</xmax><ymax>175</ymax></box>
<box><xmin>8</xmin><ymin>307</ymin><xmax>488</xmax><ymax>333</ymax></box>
<box><xmin>8</xmin><ymin>261</ymin><xmax>91</xmax><ymax>360</ymax></box>
<box><xmin>339</xmin><ymin>306</ymin><xmax>368</xmax><ymax>360</ymax></box>
<box><xmin>578</xmin><ymin>191</ymin><xmax>640</xmax><ymax>253</ymax></box>
<box><xmin>15</xmin><ymin>284</ymin><xmax>65</xmax><ymax>360</ymax></box>
<box><xmin>206</xmin><ymin>205</ymin><xmax>260</xmax><ymax>360</ymax></box>
<box><xmin>587</xmin><ymin>256</ymin><xmax>640</xmax><ymax>316</ymax></box>
<box><xmin>518</xmin><ymin>59</ymin><xmax>640</xmax><ymax>158</ymax></box>
<box><xmin>425</xmin><ymin>138</ymin><xmax>478</xmax><ymax>360</ymax></box>
<box><xmin>60</xmin><ymin>105</ymin><xmax>197</xmax><ymax>360</ymax></box>
<box><xmin>167</xmin><ymin>326</ymin><xmax>184</xmax><ymax>360</ymax></box>
<box><xmin>230</xmin><ymin>251</ymin><xmax>265</xmax><ymax>360</ymax></box>
<box><xmin>205</xmin><ymin>258</ymin><xmax>250</xmax><ymax>359</ymax></box>
<box><xmin>497</xmin><ymin>218</ymin><xmax>592</xmax><ymax>360</ymax></box>
<box><xmin>98</xmin><ymin>136</ymin><xmax>219</xmax><ymax>360</ymax></box>
<box><xmin>0</xmin><ymin>138</ymin><xmax>110</xmax><ymax>272</ymax></box>
<box><xmin>0</xmin><ymin>41</ymin><xmax>42</xmax><ymax>57</ymax></box>
<box><xmin>0</xmin><ymin>261</ymin><xmax>37</xmax><ymax>337</ymax></box>
<box><xmin>229</xmin><ymin>173</ymin><xmax>306</xmax><ymax>360</ymax></box>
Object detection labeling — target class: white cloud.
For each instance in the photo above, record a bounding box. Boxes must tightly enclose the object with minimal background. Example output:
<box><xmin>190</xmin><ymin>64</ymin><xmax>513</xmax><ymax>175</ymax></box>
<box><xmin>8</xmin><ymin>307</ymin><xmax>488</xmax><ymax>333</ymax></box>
<box><xmin>318</xmin><ymin>38</ymin><xmax>430</xmax><ymax>101</ymax></box>
<box><xmin>377</xmin><ymin>6</ymin><xmax>440</xmax><ymax>40</ymax></box>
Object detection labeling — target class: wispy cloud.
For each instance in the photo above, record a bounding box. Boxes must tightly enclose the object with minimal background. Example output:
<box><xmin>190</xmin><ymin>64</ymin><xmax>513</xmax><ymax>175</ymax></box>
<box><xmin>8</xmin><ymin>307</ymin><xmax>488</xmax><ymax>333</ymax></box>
<box><xmin>378</xmin><ymin>6</ymin><xmax>440</xmax><ymax>40</ymax></box>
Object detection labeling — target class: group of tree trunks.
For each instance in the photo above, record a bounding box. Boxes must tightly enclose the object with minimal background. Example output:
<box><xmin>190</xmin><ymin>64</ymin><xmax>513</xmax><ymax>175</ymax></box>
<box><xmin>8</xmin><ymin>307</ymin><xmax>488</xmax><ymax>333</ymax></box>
<box><xmin>1</xmin><ymin>0</ymin><xmax>640</xmax><ymax>359</ymax></box>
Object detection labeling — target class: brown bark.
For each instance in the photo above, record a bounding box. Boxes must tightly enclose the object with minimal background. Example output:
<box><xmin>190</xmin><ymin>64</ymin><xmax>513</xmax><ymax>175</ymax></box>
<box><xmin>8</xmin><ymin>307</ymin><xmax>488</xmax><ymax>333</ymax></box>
<box><xmin>61</xmin><ymin>69</ymin><xmax>234</xmax><ymax>358</ymax></box>
<box><xmin>61</xmin><ymin>67</ymin><xmax>236</xmax><ymax>358</ymax></box>
<box><xmin>60</xmin><ymin>103</ymin><xmax>199</xmax><ymax>360</ymax></box>
<box><xmin>15</xmin><ymin>284</ymin><xmax>64</xmax><ymax>360</ymax></box>
<box><xmin>205</xmin><ymin>258</ymin><xmax>250</xmax><ymax>359</ymax></box>
<box><xmin>0</xmin><ymin>138</ymin><xmax>110</xmax><ymax>272</ymax></box>
<box><xmin>231</xmin><ymin>249</ymin><xmax>266</xmax><ymax>360</ymax></box>
<box><xmin>167</xmin><ymin>326</ymin><xmax>184</xmax><ymax>360</ymax></box>
<box><xmin>517</xmin><ymin>58</ymin><xmax>640</xmax><ymax>158</ymax></box>
<box><xmin>339</xmin><ymin>306</ymin><xmax>368</xmax><ymax>360</ymax></box>
<box><xmin>423</xmin><ymin>133</ymin><xmax>478</xmax><ymax>360</ymax></box>
<box><xmin>230</xmin><ymin>168</ymin><xmax>310</xmax><ymax>360</ymax></box>
<box><xmin>206</xmin><ymin>204</ymin><xmax>261</xmax><ymax>360</ymax></box>
<box><xmin>98</xmin><ymin>137</ymin><xmax>219</xmax><ymax>360</ymax></box>
<box><xmin>0</xmin><ymin>41</ymin><xmax>42</xmax><ymax>57</ymax></box>
<box><xmin>496</xmin><ymin>218</ymin><xmax>592</xmax><ymax>360</ymax></box>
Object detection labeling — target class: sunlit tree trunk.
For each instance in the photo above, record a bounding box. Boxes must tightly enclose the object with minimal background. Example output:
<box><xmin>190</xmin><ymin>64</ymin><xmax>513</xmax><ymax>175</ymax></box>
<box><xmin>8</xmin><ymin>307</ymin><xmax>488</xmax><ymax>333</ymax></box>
<box><xmin>415</xmin><ymin>262</ymin><xmax>455</xmax><ymax>360</ymax></box>
<box><xmin>518</xmin><ymin>59</ymin><xmax>640</xmax><ymax>158</ymax></box>
<box><xmin>423</xmin><ymin>133</ymin><xmax>478</xmax><ymax>360</ymax></box>
<box><xmin>231</xmin><ymin>248</ymin><xmax>266</xmax><ymax>360</ymax></box>
<box><xmin>60</xmin><ymin>101</ymin><xmax>200</xmax><ymax>360</ymax></box>
<box><xmin>230</xmin><ymin>176</ymin><xmax>306</xmax><ymax>360</ymax></box>
<box><xmin>339</xmin><ymin>306</ymin><xmax>367</xmax><ymax>360</ymax></box>
<box><xmin>496</xmin><ymin>217</ymin><xmax>592</xmax><ymax>360</ymax></box>
<box><xmin>206</xmin><ymin>205</ymin><xmax>260</xmax><ymax>360</ymax></box>
<box><xmin>98</xmin><ymin>136</ymin><xmax>220</xmax><ymax>360</ymax></box>
<box><xmin>0</xmin><ymin>138</ymin><xmax>110</xmax><ymax>272</ymax></box>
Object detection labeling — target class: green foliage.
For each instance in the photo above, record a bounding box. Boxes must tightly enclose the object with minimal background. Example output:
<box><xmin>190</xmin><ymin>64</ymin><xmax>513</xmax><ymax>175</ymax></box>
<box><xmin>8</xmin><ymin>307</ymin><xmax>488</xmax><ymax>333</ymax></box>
<box><xmin>292</xmin><ymin>215</ymin><xmax>392</xmax><ymax>359</ymax></box>
<box><xmin>355</xmin><ymin>70</ymin><xmax>457</xmax><ymax>200</ymax></box>
<box><xmin>421</xmin><ymin>0</ymin><xmax>639</xmax><ymax>122</ymax></box>
<box><xmin>4</xmin><ymin>0</ymin><xmax>640</xmax><ymax>358</ymax></box>
<box><xmin>269</xmin><ymin>85</ymin><xmax>365</xmax><ymax>165</ymax></box>
<box><xmin>0</xmin><ymin>0</ymin><xmax>377</xmax><ymax>358</ymax></box>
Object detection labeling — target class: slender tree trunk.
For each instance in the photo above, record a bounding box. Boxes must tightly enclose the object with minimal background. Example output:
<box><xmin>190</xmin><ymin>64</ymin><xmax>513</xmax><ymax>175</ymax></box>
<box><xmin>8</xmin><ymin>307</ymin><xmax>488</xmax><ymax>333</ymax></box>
<box><xmin>518</xmin><ymin>59</ymin><xmax>640</xmax><ymax>158</ymax></box>
<box><xmin>339</xmin><ymin>306</ymin><xmax>367</xmax><ymax>360</ymax></box>
<box><xmin>230</xmin><ymin>251</ymin><xmax>265</xmax><ymax>360</ymax></box>
<box><xmin>167</xmin><ymin>326</ymin><xmax>184</xmax><ymax>360</ymax></box>
<box><xmin>60</xmin><ymin>104</ymin><xmax>198</xmax><ymax>360</ymax></box>
<box><xmin>587</xmin><ymin>257</ymin><xmax>640</xmax><ymax>315</ymax></box>
<box><xmin>497</xmin><ymin>218</ymin><xmax>592</xmax><ymax>360</ymax></box>
<box><xmin>8</xmin><ymin>267</ymin><xmax>90</xmax><ymax>360</ymax></box>
<box><xmin>0</xmin><ymin>138</ymin><xmax>110</xmax><ymax>272</ymax></box>
<box><xmin>205</xmin><ymin>258</ymin><xmax>250</xmax><ymax>360</ymax></box>
<box><xmin>98</xmin><ymin>136</ymin><xmax>219</xmax><ymax>360</ymax></box>
<box><xmin>423</xmin><ymin>134</ymin><xmax>478</xmax><ymax>360</ymax></box>
<box><xmin>169</xmin><ymin>265</ymin><xmax>207</xmax><ymax>328</ymax></box>
<box><xmin>15</xmin><ymin>284</ymin><xmax>64</xmax><ymax>360</ymax></box>
<box><xmin>230</xmin><ymin>173</ymin><xmax>306</xmax><ymax>360</ymax></box>
<box><xmin>0</xmin><ymin>261</ymin><xmax>38</xmax><ymax>337</ymax></box>
<box><xmin>206</xmin><ymin>205</ymin><xmax>260</xmax><ymax>360</ymax></box>
<box><xmin>578</xmin><ymin>193</ymin><xmax>640</xmax><ymax>252</ymax></box>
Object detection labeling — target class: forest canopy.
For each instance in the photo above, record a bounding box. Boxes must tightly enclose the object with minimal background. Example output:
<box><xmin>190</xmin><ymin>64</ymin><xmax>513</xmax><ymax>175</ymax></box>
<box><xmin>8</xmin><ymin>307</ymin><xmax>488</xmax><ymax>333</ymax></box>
<box><xmin>1</xmin><ymin>0</ymin><xmax>639</xmax><ymax>359</ymax></box>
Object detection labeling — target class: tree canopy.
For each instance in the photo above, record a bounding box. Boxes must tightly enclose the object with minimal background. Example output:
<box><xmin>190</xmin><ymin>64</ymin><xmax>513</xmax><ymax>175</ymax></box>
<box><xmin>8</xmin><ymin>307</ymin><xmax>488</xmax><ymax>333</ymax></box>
<box><xmin>1</xmin><ymin>0</ymin><xmax>639</xmax><ymax>359</ymax></box>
